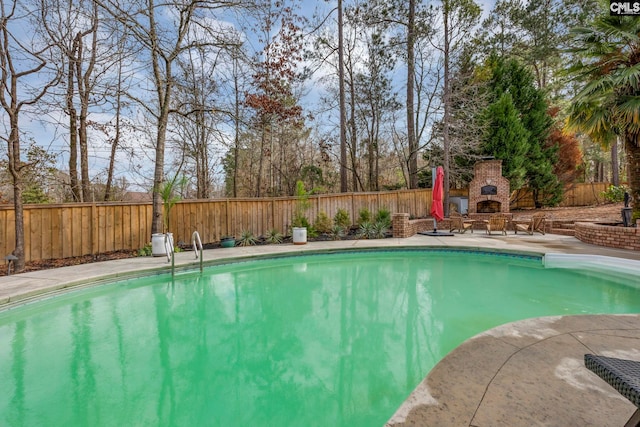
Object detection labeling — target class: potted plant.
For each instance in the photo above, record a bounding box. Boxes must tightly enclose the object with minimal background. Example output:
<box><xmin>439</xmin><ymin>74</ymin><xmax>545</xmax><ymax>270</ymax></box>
<box><xmin>152</xmin><ymin>175</ymin><xmax>185</xmax><ymax>256</ymax></box>
<box><xmin>292</xmin><ymin>180</ymin><xmax>311</xmax><ymax>245</ymax></box>
<box><xmin>220</xmin><ymin>236</ymin><xmax>236</xmax><ymax>248</ymax></box>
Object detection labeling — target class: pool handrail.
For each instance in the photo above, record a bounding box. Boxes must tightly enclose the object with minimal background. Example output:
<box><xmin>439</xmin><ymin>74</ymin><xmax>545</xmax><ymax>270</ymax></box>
<box><xmin>164</xmin><ymin>233</ymin><xmax>173</xmax><ymax>263</ymax></box>
<box><xmin>192</xmin><ymin>231</ymin><xmax>204</xmax><ymax>273</ymax></box>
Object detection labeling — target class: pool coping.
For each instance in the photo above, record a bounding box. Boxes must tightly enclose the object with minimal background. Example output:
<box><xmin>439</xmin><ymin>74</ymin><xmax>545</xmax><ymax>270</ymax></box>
<box><xmin>385</xmin><ymin>314</ymin><xmax>640</xmax><ymax>426</ymax></box>
<box><xmin>1</xmin><ymin>233</ymin><xmax>640</xmax><ymax>425</ymax></box>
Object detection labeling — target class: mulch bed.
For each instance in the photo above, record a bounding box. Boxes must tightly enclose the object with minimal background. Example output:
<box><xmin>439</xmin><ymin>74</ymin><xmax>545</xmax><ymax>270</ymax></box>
<box><xmin>0</xmin><ymin>250</ymin><xmax>138</xmax><ymax>275</ymax></box>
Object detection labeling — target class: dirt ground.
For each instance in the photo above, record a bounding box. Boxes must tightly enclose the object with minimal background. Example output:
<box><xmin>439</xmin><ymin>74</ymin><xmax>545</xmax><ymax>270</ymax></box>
<box><xmin>512</xmin><ymin>202</ymin><xmax>625</xmax><ymax>222</ymax></box>
<box><xmin>3</xmin><ymin>202</ymin><xmax>627</xmax><ymax>275</ymax></box>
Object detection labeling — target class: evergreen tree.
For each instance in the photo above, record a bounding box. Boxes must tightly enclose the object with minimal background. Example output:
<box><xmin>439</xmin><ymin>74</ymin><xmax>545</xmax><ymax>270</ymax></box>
<box><xmin>527</xmin><ymin>141</ymin><xmax>563</xmax><ymax>207</ymax></box>
<box><xmin>501</xmin><ymin>61</ymin><xmax>561</xmax><ymax>207</ymax></box>
<box><xmin>482</xmin><ymin>92</ymin><xmax>529</xmax><ymax>189</ymax></box>
<box><xmin>482</xmin><ymin>56</ymin><xmax>561</xmax><ymax>205</ymax></box>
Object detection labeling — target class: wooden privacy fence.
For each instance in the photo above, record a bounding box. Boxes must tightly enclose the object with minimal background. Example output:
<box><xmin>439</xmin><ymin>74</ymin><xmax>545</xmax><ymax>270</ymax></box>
<box><xmin>510</xmin><ymin>182</ymin><xmax>610</xmax><ymax>209</ymax></box>
<box><xmin>0</xmin><ymin>189</ymin><xmax>451</xmax><ymax>262</ymax></box>
<box><xmin>0</xmin><ymin>203</ymin><xmax>154</xmax><ymax>263</ymax></box>
<box><xmin>0</xmin><ymin>183</ymin><xmax>609</xmax><ymax>262</ymax></box>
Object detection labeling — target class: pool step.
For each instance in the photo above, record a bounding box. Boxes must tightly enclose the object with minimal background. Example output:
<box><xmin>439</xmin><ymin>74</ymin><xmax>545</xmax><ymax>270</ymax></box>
<box><xmin>549</xmin><ymin>220</ymin><xmax>575</xmax><ymax>236</ymax></box>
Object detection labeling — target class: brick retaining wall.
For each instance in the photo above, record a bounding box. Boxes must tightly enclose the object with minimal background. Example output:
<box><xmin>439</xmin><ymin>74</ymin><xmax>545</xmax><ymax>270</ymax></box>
<box><xmin>392</xmin><ymin>213</ymin><xmax>441</xmax><ymax>238</ymax></box>
<box><xmin>574</xmin><ymin>222</ymin><xmax>640</xmax><ymax>251</ymax></box>
<box><xmin>393</xmin><ymin>214</ymin><xmax>640</xmax><ymax>252</ymax></box>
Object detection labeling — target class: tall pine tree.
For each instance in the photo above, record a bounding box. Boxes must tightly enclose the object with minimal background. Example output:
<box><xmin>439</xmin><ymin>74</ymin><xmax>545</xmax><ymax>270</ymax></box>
<box><xmin>483</xmin><ymin>92</ymin><xmax>529</xmax><ymax>189</ymax></box>
<box><xmin>482</xmin><ymin>56</ymin><xmax>561</xmax><ymax>205</ymax></box>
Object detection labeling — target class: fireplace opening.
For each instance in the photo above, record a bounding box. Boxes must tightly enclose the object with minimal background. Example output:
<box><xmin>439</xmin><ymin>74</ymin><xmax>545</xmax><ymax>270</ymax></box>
<box><xmin>477</xmin><ymin>200</ymin><xmax>501</xmax><ymax>213</ymax></box>
<box><xmin>481</xmin><ymin>185</ymin><xmax>497</xmax><ymax>195</ymax></box>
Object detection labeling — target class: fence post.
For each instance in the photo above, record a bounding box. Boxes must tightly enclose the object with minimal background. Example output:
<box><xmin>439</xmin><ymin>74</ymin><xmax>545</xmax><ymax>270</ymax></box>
<box><xmin>225</xmin><ymin>198</ymin><xmax>230</xmax><ymax>239</ymax></box>
<box><xmin>91</xmin><ymin>203</ymin><xmax>97</xmax><ymax>255</ymax></box>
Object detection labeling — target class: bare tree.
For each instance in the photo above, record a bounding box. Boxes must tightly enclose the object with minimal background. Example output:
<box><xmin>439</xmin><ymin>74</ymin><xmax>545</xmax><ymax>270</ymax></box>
<box><xmin>311</xmin><ymin>3</ymin><xmax>380</xmax><ymax>192</ymax></box>
<box><xmin>174</xmin><ymin>45</ymin><xmax>226</xmax><ymax>199</ymax></box>
<box><xmin>74</xmin><ymin>1</ymin><xmax>99</xmax><ymax>202</ymax></box>
<box><xmin>103</xmin><ymin>22</ymin><xmax>133</xmax><ymax>201</ymax></box>
<box><xmin>219</xmin><ymin>41</ymin><xmax>252</xmax><ymax>198</ymax></box>
<box><xmin>97</xmin><ymin>0</ymin><xmax>241</xmax><ymax>234</ymax></box>
<box><xmin>244</xmin><ymin>0</ymin><xmax>306</xmax><ymax>197</ymax></box>
<box><xmin>435</xmin><ymin>0</ymin><xmax>480</xmax><ymax>214</ymax></box>
<box><xmin>351</xmin><ymin>26</ymin><xmax>400</xmax><ymax>191</ymax></box>
<box><xmin>406</xmin><ymin>0</ymin><xmax>418</xmax><ymax>189</ymax></box>
<box><xmin>39</xmin><ymin>0</ymin><xmax>110</xmax><ymax>202</ymax></box>
<box><xmin>337</xmin><ymin>0</ymin><xmax>348</xmax><ymax>192</ymax></box>
<box><xmin>0</xmin><ymin>0</ymin><xmax>60</xmax><ymax>272</ymax></box>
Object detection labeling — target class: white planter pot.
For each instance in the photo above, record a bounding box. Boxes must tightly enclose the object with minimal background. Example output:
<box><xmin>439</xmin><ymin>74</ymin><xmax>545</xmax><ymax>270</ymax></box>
<box><xmin>152</xmin><ymin>232</ymin><xmax>173</xmax><ymax>256</ymax></box>
<box><xmin>292</xmin><ymin>227</ymin><xmax>307</xmax><ymax>245</ymax></box>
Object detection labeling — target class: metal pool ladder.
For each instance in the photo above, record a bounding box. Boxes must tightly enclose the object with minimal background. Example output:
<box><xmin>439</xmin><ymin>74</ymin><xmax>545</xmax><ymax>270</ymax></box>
<box><xmin>164</xmin><ymin>233</ymin><xmax>174</xmax><ymax>263</ymax></box>
<box><xmin>192</xmin><ymin>230</ymin><xmax>204</xmax><ymax>273</ymax></box>
<box><xmin>169</xmin><ymin>230</ymin><xmax>204</xmax><ymax>276</ymax></box>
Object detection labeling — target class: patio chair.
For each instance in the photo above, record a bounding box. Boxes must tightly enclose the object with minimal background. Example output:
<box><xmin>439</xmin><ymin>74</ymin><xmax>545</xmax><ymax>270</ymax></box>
<box><xmin>486</xmin><ymin>214</ymin><xmax>508</xmax><ymax>235</ymax></box>
<box><xmin>449</xmin><ymin>212</ymin><xmax>473</xmax><ymax>234</ymax></box>
<box><xmin>514</xmin><ymin>212</ymin><xmax>546</xmax><ymax>235</ymax></box>
<box><xmin>585</xmin><ymin>354</ymin><xmax>640</xmax><ymax>426</ymax></box>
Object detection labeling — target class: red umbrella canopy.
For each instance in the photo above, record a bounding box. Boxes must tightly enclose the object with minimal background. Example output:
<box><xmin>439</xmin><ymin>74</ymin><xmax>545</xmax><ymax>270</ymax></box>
<box><xmin>430</xmin><ymin>166</ymin><xmax>445</xmax><ymax>222</ymax></box>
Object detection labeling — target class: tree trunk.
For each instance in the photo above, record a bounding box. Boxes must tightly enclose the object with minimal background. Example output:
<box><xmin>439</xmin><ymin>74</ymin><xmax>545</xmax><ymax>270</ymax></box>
<box><xmin>104</xmin><ymin>50</ymin><xmax>124</xmax><ymax>201</ymax></box>
<box><xmin>612</xmin><ymin>136</ymin><xmax>620</xmax><ymax>186</ymax></box>
<box><xmin>442</xmin><ymin>0</ymin><xmax>451</xmax><ymax>216</ymax></box>
<box><xmin>152</xmin><ymin>118</ymin><xmax>167</xmax><ymax>234</ymax></box>
<box><xmin>338</xmin><ymin>0</ymin><xmax>348</xmax><ymax>192</ymax></box>
<box><xmin>626</xmin><ymin>134</ymin><xmax>640</xmax><ymax>221</ymax></box>
<box><xmin>406</xmin><ymin>0</ymin><xmax>418</xmax><ymax>189</ymax></box>
<box><xmin>256</xmin><ymin>125</ymin><xmax>266</xmax><ymax>197</ymax></box>
<box><xmin>76</xmin><ymin>30</ymin><xmax>92</xmax><ymax>203</ymax></box>
<box><xmin>368</xmin><ymin>128</ymin><xmax>375</xmax><ymax>191</ymax></box>
<box><xmin>8</xmin><ymin>120</ymin><xmax>25</xmax><ymax>272</ymax></box>
<box><xmin>347</xmin><ymin>66</ymin><xmax>361</xmax><ymax>191</ymax></box>
<box><xmin>104</xmin><ymin>89</ymin><xmax>121</xmax><ymax>201</ymax></box>
<box><xmin>67</xmin><ymin>50</ymin><xmax>80</xmax><ymax>202</ymax></box>
<box><xmin>233</xmin><ymin>50</ymin><xmax>240</xmax><ymax>198</ymax></box>
<box><xmin>151</xmin><ymin>52</ymin><xmax>171</xmax><ymax>235</ymax></box>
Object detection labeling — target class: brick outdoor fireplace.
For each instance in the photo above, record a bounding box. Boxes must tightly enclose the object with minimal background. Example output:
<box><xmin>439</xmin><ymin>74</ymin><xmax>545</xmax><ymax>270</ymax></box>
<box><xmin>468</xmin><ymin>160</ymin><xmax>510</xmax><ymax>215</ymax></box>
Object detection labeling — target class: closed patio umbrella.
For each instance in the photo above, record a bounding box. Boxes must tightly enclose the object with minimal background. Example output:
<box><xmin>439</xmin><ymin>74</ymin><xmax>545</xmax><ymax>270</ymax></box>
<box><xmin>430</xmin><ymin>166</ymin><xmax>445</xmax><ymax>230</ymax></box>
<box><xmin>419</xmin><ymin>166</ymin><xmax>453</xmax><ymax>236</ymax></box>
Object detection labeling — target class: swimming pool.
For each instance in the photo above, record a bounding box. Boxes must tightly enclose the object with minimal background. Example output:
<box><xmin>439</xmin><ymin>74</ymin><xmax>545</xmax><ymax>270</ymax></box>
<box><xmin>1</xmin><ymin>249</ymin><xmax>639</xmax><ymax>426</ymax></box>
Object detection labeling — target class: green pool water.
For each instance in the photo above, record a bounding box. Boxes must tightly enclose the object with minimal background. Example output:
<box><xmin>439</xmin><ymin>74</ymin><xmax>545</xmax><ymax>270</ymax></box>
<box><xmin>2</xmin><ymin>250</ymin><xmax>640</xmax><ymax>427</ymax></box>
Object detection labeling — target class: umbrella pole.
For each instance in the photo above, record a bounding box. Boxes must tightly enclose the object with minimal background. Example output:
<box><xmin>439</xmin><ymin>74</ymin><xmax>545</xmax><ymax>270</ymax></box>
<box><xmin>433</xmin><ymin>218</ymin><xmax>437</xmax><ymax>233</ymax></box>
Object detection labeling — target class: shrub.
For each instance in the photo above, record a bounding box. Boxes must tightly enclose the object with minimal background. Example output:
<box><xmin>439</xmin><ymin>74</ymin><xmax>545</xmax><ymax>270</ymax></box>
<box><xmin>601</xmin><ymin>185</ymin><xmax>630</xmax><ymax>203</ymax></box>
<box><xmin>356</xmin><ymin>221</ymin><xmax>374</xmax><ymax>239</ymax></box>
<box><xmin>329</xmin><ymin>224</ymin><xmax>346</xmax><ymax>240</ymax></box>
<box><xmin>371</xmin><ymin>221</ymin><xmax>389</xmax><ymax>239</ymax></box>
<box><xmin>238</xmin><ymin>230</ymin><xmax>257</xmax><ymax>246</ymax></box>
<box><xmin>265</xmin><ymin>229</ymin><xmax>284</xmax><ymax>244</ymax></box>
<box><xmin>374</xmin><ymin>207</ymin><xmax>391</xmax><ymax>228</ymax></box>
<box><xmin>334</xmin><ymin>208</ymin><xmax>351</xmax><ymax>229</ymax></box>
<box><xmin>292</xmin><ymin>180</ymin><xmax>311</xmax><ymax>228</ymax></box>
<box><xmin>357</xmin><ymin>208</ymin><xmax>371</xmax><ymax>225</ymax></box>
<box><xmin>292</xmin><ymin>215</ymin><xmax>311</xmax><ymax>229</ymax></box>
<box><xmin>314</xmin><ymin>212</ymin><xmax>333</xmax><ymax>234</ymax></box>
<box><xmin>306</xmin><ymin>225</ymin><xmax>319</xmax><ymax>239</ymax></box>
<box><xmin>137</xmin><ymin>243</ymin><xmax>153</xmax><ymax>257</ymax></box>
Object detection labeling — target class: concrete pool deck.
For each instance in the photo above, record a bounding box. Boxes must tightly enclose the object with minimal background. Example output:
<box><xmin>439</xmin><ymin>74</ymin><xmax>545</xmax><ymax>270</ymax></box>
<box><xmin>1</xmin><ymin>232</ymin><xmax>640</xmax><ymax>426</ymax></box>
